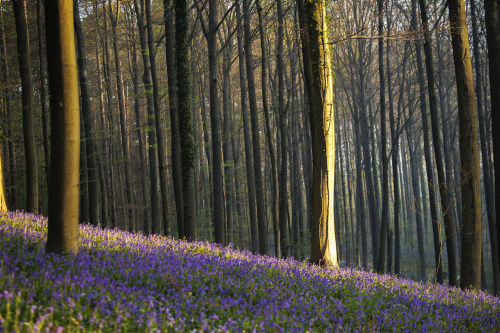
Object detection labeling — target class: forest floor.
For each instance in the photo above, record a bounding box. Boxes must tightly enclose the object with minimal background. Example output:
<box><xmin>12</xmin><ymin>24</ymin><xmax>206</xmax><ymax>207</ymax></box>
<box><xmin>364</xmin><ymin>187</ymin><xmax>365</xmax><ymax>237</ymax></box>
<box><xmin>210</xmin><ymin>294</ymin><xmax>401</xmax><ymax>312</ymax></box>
<box><xmin>0</xmin><ymin>211</ymin><xmax>499</xmax><ymax>332</ymax></box>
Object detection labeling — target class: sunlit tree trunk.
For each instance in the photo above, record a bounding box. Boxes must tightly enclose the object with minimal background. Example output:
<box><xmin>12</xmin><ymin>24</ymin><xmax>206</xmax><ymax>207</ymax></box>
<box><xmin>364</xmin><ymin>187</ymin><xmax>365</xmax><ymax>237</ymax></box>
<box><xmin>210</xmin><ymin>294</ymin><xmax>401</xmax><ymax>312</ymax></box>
<box><xmin>45</xmin><ymin>0</ymin><xmax>80</xmax><ymax>254</ymax></box>
<box><xmin>303</xmin><ymin>0</ymin><xmax>337</xmax><ymax>267</ymax></box>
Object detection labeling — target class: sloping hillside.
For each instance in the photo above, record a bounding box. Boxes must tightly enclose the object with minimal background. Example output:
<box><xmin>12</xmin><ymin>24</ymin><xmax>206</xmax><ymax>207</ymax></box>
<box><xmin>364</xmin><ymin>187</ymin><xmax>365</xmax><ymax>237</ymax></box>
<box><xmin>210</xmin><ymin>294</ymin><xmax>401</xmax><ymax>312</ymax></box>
<box><xmin>0</xmin><ymin>211</ymin><xmax>498</xmax><ymax>332</ymax></box>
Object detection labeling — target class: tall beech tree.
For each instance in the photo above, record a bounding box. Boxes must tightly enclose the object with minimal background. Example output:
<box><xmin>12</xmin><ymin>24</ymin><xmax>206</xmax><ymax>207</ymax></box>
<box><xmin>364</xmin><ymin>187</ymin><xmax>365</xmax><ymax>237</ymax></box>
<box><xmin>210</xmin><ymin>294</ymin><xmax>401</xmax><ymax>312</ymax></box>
<box><xmin>45</xmin><ymin>0</ymin><xmax>80</xmax><ymax>254</ymax></box>
<box><xmin>302</xmin><ymin>0</ymin><xmax>338</xmax><ymax>267</ymax></box>
<box><xmin>12</xmin><ymin>0</ymin><xmax>38</xmax><ymax>214</ymax></box>
<box><xmin>74</xmin><ymin>0</ymin><xmax>99</xmax><ymax>227</ymax></box>
<box><xmin>484</xmin><ymin>0</ymin><xmax>500</xmax><ymax>283</ymax></box>
<box><xmin>175</xmin><ymin>0</ymin><xmax>197</xmax><ymax>240</ymax></box>
<box><xmin>448</xmin><ymin>0</ymin><xmax>482</xmax><ymax>290</ymax></box>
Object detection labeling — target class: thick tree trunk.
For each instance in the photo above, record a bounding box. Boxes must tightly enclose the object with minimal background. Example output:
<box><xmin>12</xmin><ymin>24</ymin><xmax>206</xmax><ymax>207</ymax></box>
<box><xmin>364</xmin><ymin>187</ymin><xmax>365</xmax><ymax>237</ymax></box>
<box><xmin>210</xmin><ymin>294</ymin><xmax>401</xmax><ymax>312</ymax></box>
<box><xmin>484</xmin><ymin>0</ymin><xmax>500</xmax><ymax>288</ymax></box>
<box><xmin>303</xmin><ymin>0</ymin><xmax>338</xmax><ymax>267</ymax></box>
<box><xmin>0</xmin><ymin>6</ymin><xmax>17</xmax><ymax>210</ymax></box>
<box><xmin>45</xmin><ymin>0</ymin><xmax>80</xmax><ymax>254</ymax></box>
<box><xmin>12</xmin><ymin>0</ymin><xmax>39</xmax><ymax>214</ymax></box>
<box><xmin>448</xmin><ymin>0</ymin><xmax>482</xmax><ymax>291</ymax></box>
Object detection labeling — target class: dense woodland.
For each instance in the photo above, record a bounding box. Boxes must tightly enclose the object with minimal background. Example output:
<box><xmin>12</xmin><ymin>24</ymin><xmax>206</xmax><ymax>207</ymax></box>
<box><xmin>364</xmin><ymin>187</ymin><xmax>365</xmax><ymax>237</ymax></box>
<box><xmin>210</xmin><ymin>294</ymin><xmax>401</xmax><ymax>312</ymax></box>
<box><xmin>0</xmin><ymin>0</ymin><xmax>499</xmax><ymax>295</ymax></box>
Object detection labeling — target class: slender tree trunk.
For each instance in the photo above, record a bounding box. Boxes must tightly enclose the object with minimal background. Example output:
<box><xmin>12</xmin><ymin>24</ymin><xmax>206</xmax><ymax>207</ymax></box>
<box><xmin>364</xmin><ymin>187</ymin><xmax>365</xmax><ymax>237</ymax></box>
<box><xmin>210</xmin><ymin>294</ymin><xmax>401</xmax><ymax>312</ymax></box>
<box><xmin>470</xmin><ymin>0</ymin><xmax>499</xmax><ymax>295</ymax></box>
<box><xmin>37</xmin><ymin>0</ymin><xmax>50</xmax><ymax>180</ymax></box>
<box><xmin>418</xmin><ymin>0</ymin><xmax>458</xmax><ymax>287</ymax></box>
<box><xmin>237</xmin><ymin>1</ymin><xmax>258</xmax><ymax>252</ymax></box>
<box><xmin>134</xmin><ymin>0</ymin><xmax>162</xmax><ymax>235</ymax></box>
<box><xmin>277</xmin><ymin>0</ymin><xmax>289</xmax><ymax>258</ymax></box>
<box><xmin>74</xmin><ymin>0</ymin><xmax>99</xmax><ymax>226</ymax></box>
<box><xmin>411</xmin><ymin>0</ymin><xmax>443</xmax><ymax>284</ymax></box>
<box><xmin>175</xmin><ymin>0</ymin><xmax>197</xmax><ymax>240</ymax></box>
<box><xmin>448</xmin><ymin>0</ymin><xmax>482</xmax><ymax>291</ymax></box>
<box><xmin>377</xmin><ymin>0</ymin><xmax>389</xmax><ymax>274</ymax></box>
<box><xmin>108</xmin><ymin>0</ymin><xmax>133</xmax><ymax>230</ymax></box>
<box><xmin>387</xmin><ymin>38</ymin><xmax>401</xmax><ymax>275</ymax></box>
<box><xmin>45</xmin><ymin>0</ymin><xmax>80</xmax><ymax>254</ymax></box>
<box><xmin>145</xmin><ymin>0</ymin><xmax>169</xmax><ymax>236</ymax></box>
<box><xmin>12</xmin><ymin>0</ymin><xmax>39</xmax><ymax>214</ymax></box>
<box><xmin>244</xmin><ymin>0</ymin><xmax>268</xmax><ymax>255</ymax></box>
<box><xmin>163</xmin><ymin>0</ymin><xmax>184</xmax><ymax>238</ymax></box>
<box><xmin>127</xmin><ymin>9</ymin><xmax>149</xmax><ymax>230</ymax></box>
<box><xmin>222</xmin><ymin>44</ymin><xmax>234</xmax><ymax>245</ymax></box>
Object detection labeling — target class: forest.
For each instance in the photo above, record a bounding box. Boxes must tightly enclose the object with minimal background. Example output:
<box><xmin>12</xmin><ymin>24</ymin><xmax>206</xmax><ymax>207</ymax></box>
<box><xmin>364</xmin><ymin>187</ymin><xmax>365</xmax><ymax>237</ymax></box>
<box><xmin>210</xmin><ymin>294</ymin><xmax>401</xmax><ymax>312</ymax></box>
<box><xmin>0</xmin><ymin>0</ymin><xmax>499</xmax><ymax>317</ymax></box>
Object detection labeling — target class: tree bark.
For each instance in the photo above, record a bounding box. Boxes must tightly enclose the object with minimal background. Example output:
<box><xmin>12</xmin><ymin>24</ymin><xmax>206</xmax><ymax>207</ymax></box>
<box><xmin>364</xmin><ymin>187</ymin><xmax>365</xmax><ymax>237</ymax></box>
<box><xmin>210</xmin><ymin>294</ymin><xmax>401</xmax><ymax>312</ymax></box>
<box><xmin>303</xmin><ymin>0</ymin><xmax>338</xmax><ymax>267</ymax></box>
<box><xmin>244</xmin><ymin>0</ymin><xmax>268</xmax><ymax>255</ymax></box>
<box><xmin>448</xmin><ymin>0</ymin><xmax>482</xmax><ymax>291</ymax></box>
<box><xmin>175</xmin><ymin>0</ymin><xmax>197</xmax><ymax>240</ymax></box>
<box><xmin>12</xmin><ymin>0</ymin><xmax>39</xmax><ymax>214</ymax></box>
<box><xmin>45</xmin><ymin>0</ymin><xmax>80</xmax><ymax>254</ymax></box>
<box><xmin>163</xmin><ymin>0</ymin><xmax>184</xmax><ymax>238</ymax></box>
<box><xmin>484</xmin><ymin>0</ymin><xmax>500</xmax><ymax>289</ymax></box>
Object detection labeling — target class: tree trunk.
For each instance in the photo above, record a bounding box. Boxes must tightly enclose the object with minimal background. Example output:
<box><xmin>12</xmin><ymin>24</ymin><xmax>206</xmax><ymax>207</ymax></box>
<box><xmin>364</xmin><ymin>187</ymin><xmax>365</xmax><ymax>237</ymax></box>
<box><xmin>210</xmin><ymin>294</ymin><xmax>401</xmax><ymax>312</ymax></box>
<box><xmin>37</xmin><ymin>0</ymin><xmax>50</xmax><ymax>180</ymax></box>
<box><xmin>237</xmin><ymin>1</ymin><xmax>259</xmax><ymax>252</ymax></box>
<box><xmin>163</xmin><ymin>0</ymin><xmax>184</xmax><ymax>238</ymax></box>
<box><xmin>175</xmin><ymin>0</ymin><xmax>197</xmax><ymax>240</ymax></box>
<box><xmin>418</xmin><ymin>0</ymin><xmax>458</xmax><ymax>287</ymax></box>
<box><xmin>74</xmin><ymin>0</ymin><xmax>99</xmax><ymax>226</ymax></box>
<box><xmin>12</xmin><ymin>0</ymin><xmax>39</xmax><ymax>214</ymax></box>
<box><xmin>376</xmin><ymin>0</ymin><xmax>389</xmax><ymax>274</ymax></box>
<box><xmin>448</xmin><ymin>0</ymin><xmax>482</xmax><ymax>291</ymax></box>
<box><xmin>45</xmin><ymin>0</ymin><xmax>80</xmax><ymax>254</ymax></box>
<box><xmin>470</xmin><ymin>0</ymin><xmax>499</xmax><ymax>295</ymax></box>
<box><xmin>484</xmin><ymin>0</ymin><xmax>500</xmax><ymax>289</ymax></box>
<box><xmin>244</xmin><ymin>0</ymin><xmax>268</xmax><ymax>255</ymax></box>
<box><xmin>411</xmin><ymin>0</ymin><xmax>443</xmax><ymax>284</ymax></box>
<box><xmin>134</xmin><ymin>0</ymin><xmax>162</xmax><ymax>235</ymax></box>
<box><xmin>303</xmin><ymin>0</ymin><xmax>338</xmax><ymax>267</ymax></box>
<box><xmin>145</xmin><ymin>0</ymin><xmax>170</xmax><ymax>236</ymax></box>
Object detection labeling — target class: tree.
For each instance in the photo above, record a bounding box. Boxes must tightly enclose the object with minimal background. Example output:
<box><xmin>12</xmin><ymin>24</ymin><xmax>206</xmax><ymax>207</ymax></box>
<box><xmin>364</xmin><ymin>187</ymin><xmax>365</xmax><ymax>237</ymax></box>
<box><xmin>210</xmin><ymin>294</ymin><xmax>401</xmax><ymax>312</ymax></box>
<box><xmin>302</xmin><ymin>0</ymin><xmax>338</xmax><ymax>267</ymax></box>
<box><xmin>0</xmin><ymin>142</ymin><xmax>6</xmax><ymax>212</ymax></box>
<box><xmin>448</xmin><ymin>0</ymin><xmax>482</xmax><ymax>290</ymax></box>
<box><xmin>74</xmin><ymin>0</ymin><xmax>99</xmax><ymax>226</ymax></box>
<box><xmin>484</xmin><ymin>0</ymin><xmax>500</xmax><ymax>285</ymax></box>
<box><xmin>12</xmin><ymin>0</ymin><xmax>38</xmax><ymax>214</ymax></box>
<box><xmin>244</xmin><ymin>0</ymin><xmax>268</xmax><ymax>255</ymax></box>
<box><xmin>45</xmin><ymin>0</ymin><xmax>80</xmax><ymax>254</ymax></box>
<box><xmin>175</xmin><ymin>0</ymin><xmax>197</xmax><ymax>240</ymax></box>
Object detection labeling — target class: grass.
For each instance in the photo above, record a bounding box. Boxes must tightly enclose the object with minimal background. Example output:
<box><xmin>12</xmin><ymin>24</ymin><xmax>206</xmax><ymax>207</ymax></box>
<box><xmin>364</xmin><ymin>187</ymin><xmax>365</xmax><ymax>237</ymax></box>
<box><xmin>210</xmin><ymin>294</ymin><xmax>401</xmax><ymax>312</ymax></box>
<box><xmin>0</xmin><ymin>211</ymin><xmax>499</xmax><ymax>332</ymax></box>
